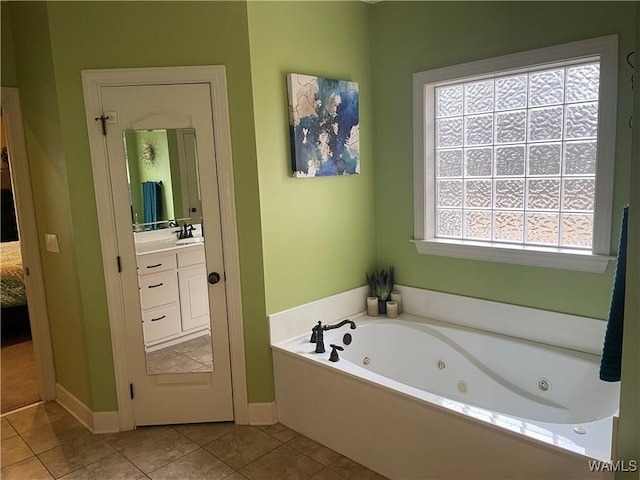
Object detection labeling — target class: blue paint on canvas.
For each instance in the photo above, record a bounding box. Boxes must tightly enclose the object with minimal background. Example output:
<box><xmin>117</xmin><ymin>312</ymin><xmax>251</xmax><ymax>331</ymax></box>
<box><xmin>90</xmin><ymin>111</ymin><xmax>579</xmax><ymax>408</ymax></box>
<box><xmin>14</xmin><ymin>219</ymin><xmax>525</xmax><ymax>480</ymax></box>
<box><xmin>288</xmin><ymin>74</ymin><xmax>360</xmax><ymax>177</ymax></box>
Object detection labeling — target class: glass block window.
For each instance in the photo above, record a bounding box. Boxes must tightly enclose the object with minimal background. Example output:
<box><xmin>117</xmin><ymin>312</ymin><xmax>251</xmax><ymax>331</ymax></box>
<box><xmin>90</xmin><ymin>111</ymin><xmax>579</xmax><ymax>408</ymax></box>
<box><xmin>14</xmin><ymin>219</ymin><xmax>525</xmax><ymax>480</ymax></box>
<box><xmin>434</xmin><ymin>61</ymin><xmax>599</xmax><ymax>249</ymax></box>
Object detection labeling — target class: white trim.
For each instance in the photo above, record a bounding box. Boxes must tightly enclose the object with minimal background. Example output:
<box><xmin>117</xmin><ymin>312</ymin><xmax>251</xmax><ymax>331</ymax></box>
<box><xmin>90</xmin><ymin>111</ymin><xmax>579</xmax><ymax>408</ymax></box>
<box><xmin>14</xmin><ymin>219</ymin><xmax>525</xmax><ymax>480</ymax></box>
<box><xmin>248</xmin><ymin>402</ymin><xmax>278</xmax><ymax>425</ymax></box>
<box><xmin>395</xmin><ymin>285</ymin><xmax>607</xmax><ymax>355</ymax></box>
<box><xmin>412</xmin><ymin>239</ymin><xmax>612</xmax><ymax>273</ymax></box>
<box><xmin>81</xmin><ymin>66</ymin><xmax>248</xmax><ymax>429</ymax></box>
<box><xmin>0</xmin><ymin>88</ymin><xmax>56</xmax><ymax>402</ymax></box>
<box><xmin>55</xmin><ymin>384</ymin><xmax>94</xmax><ymax>432</ymax></box>
<box><xmin>269</xmin><ymin>284</ymin><xmax>608</xmax><ymax>356</ymax></box>
<box><xmin>413</xmin><ymin>35</ymin><xmax>619</xmax><ymax>269</ymax></box>
<box><xmin>92</xmin><ymin>411</ymin><xmax>120</xmax><ymax>434</ymax></box>
<box><xmin>55</xmin><ymin>384</ymin><xmax>119</xmax><ymax>433</ymax></box>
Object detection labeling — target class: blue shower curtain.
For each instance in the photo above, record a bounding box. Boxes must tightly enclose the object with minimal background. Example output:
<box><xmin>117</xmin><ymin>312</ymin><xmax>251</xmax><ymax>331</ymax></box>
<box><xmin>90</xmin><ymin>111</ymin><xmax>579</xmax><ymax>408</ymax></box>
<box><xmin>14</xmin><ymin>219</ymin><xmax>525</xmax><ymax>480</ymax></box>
<box><xmin>142</xmin><ymin>181</ymin><xmax>160</xmax><ymax>230</ymax></box>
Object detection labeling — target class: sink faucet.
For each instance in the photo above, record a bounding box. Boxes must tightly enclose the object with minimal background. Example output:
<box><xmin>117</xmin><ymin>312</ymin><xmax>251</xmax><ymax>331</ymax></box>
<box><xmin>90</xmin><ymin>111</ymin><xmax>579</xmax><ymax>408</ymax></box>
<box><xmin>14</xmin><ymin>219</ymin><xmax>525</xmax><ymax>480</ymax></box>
<box><xmin>310</xmin><ymin>319</ymin><xmax>356</xmax><ymax>354</ymax></box>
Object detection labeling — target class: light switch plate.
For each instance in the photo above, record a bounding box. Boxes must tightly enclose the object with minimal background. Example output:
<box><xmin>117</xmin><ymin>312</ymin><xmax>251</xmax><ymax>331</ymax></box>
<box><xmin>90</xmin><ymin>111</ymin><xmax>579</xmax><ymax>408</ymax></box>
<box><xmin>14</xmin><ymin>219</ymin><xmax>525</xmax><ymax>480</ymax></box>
<box><xmin>45</xmin><ymin>234</ymin><xmax>59</xmax><ymax>253</ymax></box>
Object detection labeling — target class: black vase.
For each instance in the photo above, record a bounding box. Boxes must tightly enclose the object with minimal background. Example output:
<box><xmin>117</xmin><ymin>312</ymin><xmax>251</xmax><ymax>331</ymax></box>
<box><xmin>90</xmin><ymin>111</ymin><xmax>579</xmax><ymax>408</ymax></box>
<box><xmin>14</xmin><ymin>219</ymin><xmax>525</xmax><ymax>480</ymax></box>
<box><xmin>378</xmin><ymin>299</ymin><xmax>387</xmax><ymax>314</ymax></box>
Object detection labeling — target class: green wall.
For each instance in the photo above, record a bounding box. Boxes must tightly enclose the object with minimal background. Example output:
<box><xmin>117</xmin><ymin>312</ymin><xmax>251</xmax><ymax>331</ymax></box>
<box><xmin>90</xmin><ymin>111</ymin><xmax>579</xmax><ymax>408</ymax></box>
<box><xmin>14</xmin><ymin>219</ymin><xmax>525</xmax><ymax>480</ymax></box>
<box><xmin>6</xmin><ymin>0</ymin><xmax>268</xmax><ymax>409</ymax></box>
<box><xmin>247</xmin><ymin>1</ymin><xmax>375</xmax><ymax>316</ymax></box>
<box><xmin>44</xmin><ymin>0</ymin><xmax>266</xmax><ymax>407</ymax></box>
<box><xmin>1</xmin><ymin>3</ymin><xmax>17</xmax><ymax>88</ymax></box>
<box><xmin>125</xmin><ymin>130</ymin><xmax>176</xmax><ymax>224</ymax></box>
<box><xmin>371</xmin><ymin>1</ymin><xmax>636</xmax><ymax>319</ymax></box>
<box><xmin>246</xmin><ymin>1</ymin><xmax>374</xmax><ymax>401</ymax></box>
<box><xmin>165</xmin><ymin>130</ymin><xmax>185</xmax><ymax>221</ymax></box>
<box><xmin>7</xmin><ymin>2</ymin><xmax>93</xmax><ymax>407</ymax></box>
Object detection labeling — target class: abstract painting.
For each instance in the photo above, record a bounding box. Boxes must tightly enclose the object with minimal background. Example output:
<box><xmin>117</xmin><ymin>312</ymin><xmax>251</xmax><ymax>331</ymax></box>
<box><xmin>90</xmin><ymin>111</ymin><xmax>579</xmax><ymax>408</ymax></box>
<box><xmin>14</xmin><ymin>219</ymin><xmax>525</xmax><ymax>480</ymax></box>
<box><xmin>287</xmin><ymin>73</ymin><xmax>360</xmax><ymax>177</ymax></box>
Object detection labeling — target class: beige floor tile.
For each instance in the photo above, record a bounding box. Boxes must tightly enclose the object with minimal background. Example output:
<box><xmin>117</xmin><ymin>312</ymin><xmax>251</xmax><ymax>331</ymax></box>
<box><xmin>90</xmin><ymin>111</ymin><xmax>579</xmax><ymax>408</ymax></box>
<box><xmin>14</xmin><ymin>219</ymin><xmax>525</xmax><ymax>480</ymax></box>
<box><xmin>1</xmin><ymin>417</ymin><xmax>18</xmax><ymax>440</ymax></box>
<box><xmin>1</xmin><ymin>435</ymin><xmax>34</xmax><ymax>467</ymax></box>
<box><xmin>21</xmin><ymin>415</ymin><xmax>89</xmax><ymax>454</ymax></box>
<box><xmin>328</xmin><ymin>457</ymin><xmax>388</xmax><ymax>480</ymax></box>
<box><xmin>173</xmin><ymin>422</ymin><xmax>238</xmax><ymax>446</ymax></box>
<box><xmin>145</xmin><ymin>349</ymin><xmax>211</xmax><ymax>375</ymax></box>
<box><xmin>113</xmin><ymin>426</ymin><xmax>199</xmax><ymax>473</ymax></box>
<box><xmin>309</xmin><ymin>468</ymin><xmax>347</xmax><ymax>480</ymax></box>
<box><xmin>5</xmin><ymin>401</ymin><xmax>69</xmax><ymax>433</ymax></box>
<box><xmin>1</xmin><ymin>339</ymin><xmax>40</xmax><ymax>413</ymax></box>
<box><xmin>101</xmin><ymin>425</ymin><xmax>172</xmax><ymax>451</ymax></box>
<box><xmin>204</xmin><ymin>426</ymin><xmax>280</xmax><ymax>469</ymax></box>
<box><xmin>222</xmin><ymin>473</ymin><xmax>249</xmax><ymax>480</ymax></box>
<box><xmin>37</xmin><ymin>431</ymin><xmax>116</xmax><ymax>478</ymax></box>
<box><xmin>0</xmin><ymin>456</ymin><xmax>53</xmax><ymax>480</ymax></box>
<box><xmin>147</xmin><ymin>448</ymin><xmax>233</xmax><ymax>480</ymax></box>
<box><xmin>59</xmin><ymin>452</ymin><xmax>145</xmax><ymax>480</ymax></box>
<box><xmin>240</xmin><ymin>444</ymin><xmax>324</xmax><ymax>480</ymax></box>
<box><xmin>257</xmin><ymin>423</ymin><xmax>297</xmax><ymax>443</ymax></box>
<box><xmin>287</xmin><ymin>435</ymin><xmax>340</xmax><ymax>466</ymax></box>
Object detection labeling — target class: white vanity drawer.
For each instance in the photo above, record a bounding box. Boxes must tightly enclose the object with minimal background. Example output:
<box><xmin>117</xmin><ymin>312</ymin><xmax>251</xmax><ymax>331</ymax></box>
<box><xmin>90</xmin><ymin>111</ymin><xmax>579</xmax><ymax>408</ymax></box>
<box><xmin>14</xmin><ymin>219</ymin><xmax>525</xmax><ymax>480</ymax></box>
<box><xmin>137</xmin><ymin>252</ymin><xmax>177</xmax><ymax>275</ymax></box>
<box><xmin>177</xmin><ymin>245</ymin><xmax>205</xmax><ymax>268</ymax></box>
<box><xmin>142</xmin><ymin>304</ymin><xmax>181</xmax><ymax>344</ymax></box>
<box><xmin>139</xmin><ymin>270</ymin><xmax>178</xmax><ymax>309</ymax></box>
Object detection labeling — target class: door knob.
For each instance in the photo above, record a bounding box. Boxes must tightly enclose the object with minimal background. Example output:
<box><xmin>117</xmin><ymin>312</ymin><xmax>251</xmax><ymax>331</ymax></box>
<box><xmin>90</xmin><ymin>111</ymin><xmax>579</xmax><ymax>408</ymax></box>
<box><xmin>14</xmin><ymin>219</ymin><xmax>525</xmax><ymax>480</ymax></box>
<box><xmin>208</xmin><ymin>272</ymin><xmax>221</xmax><ymax>284</ymax></box>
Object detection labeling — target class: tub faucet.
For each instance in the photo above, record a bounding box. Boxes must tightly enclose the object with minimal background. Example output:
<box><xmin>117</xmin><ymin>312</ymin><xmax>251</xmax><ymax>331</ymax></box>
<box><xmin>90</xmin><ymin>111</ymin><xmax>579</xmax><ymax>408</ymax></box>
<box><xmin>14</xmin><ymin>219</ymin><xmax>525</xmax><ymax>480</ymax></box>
<box><xmin>324</xmin><ymin>319</ymin><xmax>357</xmax><ymax>331</ymax></box>
<box><xmin>310</xmin><ymin>321</ymin><xmax>326</xmax><ymax>353</ymax></box>
<box><xmin>310</xmin><ymin>319</ymin><xmax>356</xmax><ymax>354</ymax></box>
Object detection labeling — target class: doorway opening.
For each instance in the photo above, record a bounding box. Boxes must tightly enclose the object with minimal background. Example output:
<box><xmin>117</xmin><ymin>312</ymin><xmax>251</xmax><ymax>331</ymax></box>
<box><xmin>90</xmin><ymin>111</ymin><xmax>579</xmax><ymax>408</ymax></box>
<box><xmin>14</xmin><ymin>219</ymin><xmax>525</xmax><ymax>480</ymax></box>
<box><xmin>0</xmin><ymin>109</ymin><xmax>40</xmax><ymax>413</ymax></box>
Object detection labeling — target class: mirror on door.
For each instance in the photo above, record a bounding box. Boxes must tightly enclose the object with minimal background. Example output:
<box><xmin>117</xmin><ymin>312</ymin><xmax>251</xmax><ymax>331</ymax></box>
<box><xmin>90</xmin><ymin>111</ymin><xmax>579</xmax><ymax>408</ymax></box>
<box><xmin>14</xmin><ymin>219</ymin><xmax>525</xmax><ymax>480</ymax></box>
<box><xmin>124</xmin><ymin>128</ymin><xmax>213</xmax><ymax>375</ymax></box>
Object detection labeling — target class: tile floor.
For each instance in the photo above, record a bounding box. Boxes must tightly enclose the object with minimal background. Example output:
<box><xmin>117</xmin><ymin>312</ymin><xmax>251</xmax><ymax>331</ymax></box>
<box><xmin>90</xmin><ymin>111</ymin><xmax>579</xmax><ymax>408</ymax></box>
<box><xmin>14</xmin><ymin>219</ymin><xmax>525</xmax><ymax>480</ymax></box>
<box><xmin>1</xmin><ymin>402</ymin><xmax>388</xmax><ymax>479</ymax></box>
<box><xmin>1</xmin><ymin>339</ymin><xmax>40</xmax><ymax>413</ymax></box>
<box><xmin>145</xmin><ymin>334</ymin><xmax>213</xmax><ymax>375</ymax></box>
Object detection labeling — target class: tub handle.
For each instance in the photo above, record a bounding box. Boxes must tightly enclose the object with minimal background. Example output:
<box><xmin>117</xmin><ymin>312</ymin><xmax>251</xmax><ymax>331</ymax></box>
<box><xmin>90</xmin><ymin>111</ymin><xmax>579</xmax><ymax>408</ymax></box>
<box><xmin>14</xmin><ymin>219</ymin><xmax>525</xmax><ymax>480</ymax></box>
<box><xmin>329</xmin><ymin>344</ymin><xmax>344</xmax><ymax>363</ymax></box>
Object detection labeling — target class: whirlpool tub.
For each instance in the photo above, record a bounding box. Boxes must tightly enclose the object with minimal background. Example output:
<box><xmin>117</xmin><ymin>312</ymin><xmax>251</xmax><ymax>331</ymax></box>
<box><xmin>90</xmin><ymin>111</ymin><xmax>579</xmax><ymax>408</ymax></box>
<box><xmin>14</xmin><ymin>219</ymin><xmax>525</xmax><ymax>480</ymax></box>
<box><xmin>270</xmin><ymin>287</ymin><xmax>620</xmax><ymax>479</ymax></box>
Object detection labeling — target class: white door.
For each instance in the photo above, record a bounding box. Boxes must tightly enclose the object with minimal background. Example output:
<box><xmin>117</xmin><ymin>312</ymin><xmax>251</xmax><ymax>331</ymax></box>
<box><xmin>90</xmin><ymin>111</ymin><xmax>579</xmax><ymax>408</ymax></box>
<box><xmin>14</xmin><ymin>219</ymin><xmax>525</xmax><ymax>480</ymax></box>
<box><xmin>99</xmin><ymin>83</ymin><xmax>233</xmax><ymax>425</ymax></box>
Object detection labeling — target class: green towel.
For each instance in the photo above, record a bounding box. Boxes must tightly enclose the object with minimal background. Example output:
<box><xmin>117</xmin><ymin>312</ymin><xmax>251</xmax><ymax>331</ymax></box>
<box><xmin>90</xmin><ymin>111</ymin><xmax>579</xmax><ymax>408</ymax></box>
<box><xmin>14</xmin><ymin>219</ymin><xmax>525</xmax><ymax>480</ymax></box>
<box><xmin>142</xmin><ymin>181</ymin><xmax>160</xmax><ymax>229</ymax></box>
<box><xmin>599</xmin><ymin>205</ymin><xmax>628</xmax><ymax>382</ymax></box>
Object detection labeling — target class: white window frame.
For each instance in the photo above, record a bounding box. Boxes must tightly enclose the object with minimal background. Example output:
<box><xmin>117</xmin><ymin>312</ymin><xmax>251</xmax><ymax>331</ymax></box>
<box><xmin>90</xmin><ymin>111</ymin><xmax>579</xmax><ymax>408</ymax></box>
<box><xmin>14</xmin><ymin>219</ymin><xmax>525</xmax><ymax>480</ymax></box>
<box><xmin>413</xmin><ymin>35</ymin><xmax>618</xmax><ymax>273</ymax></box>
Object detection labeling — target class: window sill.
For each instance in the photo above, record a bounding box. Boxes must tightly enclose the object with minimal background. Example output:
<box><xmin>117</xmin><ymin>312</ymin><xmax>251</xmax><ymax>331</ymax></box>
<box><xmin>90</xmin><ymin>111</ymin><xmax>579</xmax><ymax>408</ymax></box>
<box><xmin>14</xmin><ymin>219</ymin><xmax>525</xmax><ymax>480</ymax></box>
<box><xmin>411</xmin><ymin>239</ymin><xmax>613</xmax><ymax>273</ymax></box>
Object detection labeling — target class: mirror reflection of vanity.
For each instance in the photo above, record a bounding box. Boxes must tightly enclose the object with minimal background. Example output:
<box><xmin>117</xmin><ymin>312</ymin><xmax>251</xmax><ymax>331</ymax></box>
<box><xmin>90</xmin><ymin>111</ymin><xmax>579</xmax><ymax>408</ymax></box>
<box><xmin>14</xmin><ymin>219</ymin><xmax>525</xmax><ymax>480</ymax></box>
<box><xmin>124</xmin><ymin>128</ymin><xmax>214</xmax><ymax>375</ymax></box>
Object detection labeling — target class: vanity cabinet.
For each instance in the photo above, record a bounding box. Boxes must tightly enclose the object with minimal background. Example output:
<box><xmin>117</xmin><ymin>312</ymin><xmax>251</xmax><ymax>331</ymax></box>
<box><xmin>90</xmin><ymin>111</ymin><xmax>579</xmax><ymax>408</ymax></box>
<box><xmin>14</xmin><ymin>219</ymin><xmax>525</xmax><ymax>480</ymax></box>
<box><xmin>177</xmin><ymin>247</ymin><xmax>210</xmax><ymax>333</ymax></box>
<box><xmin>137</xmin><ymin>244</ymin><xmax>210</xmax><ymax>350</ymax></box>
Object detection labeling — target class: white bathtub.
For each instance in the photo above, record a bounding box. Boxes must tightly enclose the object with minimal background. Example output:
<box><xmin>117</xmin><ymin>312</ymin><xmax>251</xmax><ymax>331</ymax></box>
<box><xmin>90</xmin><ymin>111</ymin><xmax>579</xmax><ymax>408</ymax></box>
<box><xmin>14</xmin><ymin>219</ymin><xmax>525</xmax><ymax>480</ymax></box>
<box><xmin>270</xmin><ymin>287</ymin><xmax>620</xmax><ymax>479</ymax></box>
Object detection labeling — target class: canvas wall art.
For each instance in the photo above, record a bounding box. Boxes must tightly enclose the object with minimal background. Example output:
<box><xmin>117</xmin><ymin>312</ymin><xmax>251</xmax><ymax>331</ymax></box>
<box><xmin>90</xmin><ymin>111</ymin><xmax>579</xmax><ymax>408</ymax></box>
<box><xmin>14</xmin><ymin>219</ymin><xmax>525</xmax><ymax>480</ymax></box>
<box><xmin>287</xmin><ymin>73</ymin><xmax>360</xmax><ymax>177</ymax></box>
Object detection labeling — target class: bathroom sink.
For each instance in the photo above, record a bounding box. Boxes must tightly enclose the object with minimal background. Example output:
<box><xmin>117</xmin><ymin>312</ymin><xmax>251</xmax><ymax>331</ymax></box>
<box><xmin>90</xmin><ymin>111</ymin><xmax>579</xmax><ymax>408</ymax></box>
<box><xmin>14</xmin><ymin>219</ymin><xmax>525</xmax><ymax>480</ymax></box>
<box><xmin>134</xmin><ymin>236</ymin><xmax>204</xmax><ymax>255</ymax></box>
<box><xmin>135</xmin><ymin>239</ymin><xmax>177</xmax><ymax>254</ymax></box>
<box><xmin>176</xmin><ymin>237</ymin><xmax>204</xmax><ymax>246</ymax></box>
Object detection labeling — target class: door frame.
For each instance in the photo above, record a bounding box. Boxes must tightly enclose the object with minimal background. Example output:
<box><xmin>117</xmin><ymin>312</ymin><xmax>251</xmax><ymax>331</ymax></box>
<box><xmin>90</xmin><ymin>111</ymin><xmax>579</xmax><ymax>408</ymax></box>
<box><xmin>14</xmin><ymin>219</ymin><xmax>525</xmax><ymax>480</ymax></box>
<box><xmin>1</xmin><ymin>87</ymin><xmax>57</xmax><ymax>402</ymax></box>
<box><xmin>81</xmin><ymin>66</ymin><xmax>248</xmax><ymax>430</ymax></box>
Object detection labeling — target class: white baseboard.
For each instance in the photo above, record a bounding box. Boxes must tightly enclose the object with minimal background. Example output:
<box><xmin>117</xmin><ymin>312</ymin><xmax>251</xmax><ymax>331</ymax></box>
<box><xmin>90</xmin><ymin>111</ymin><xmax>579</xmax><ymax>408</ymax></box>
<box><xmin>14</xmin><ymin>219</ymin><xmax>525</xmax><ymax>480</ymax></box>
<box><xmin>92</xmin><ymin>411</ymin><xmax>120</xmax><ymax>434</ymax></box>
<box><xmin>248</xmin><ymin>402</ymin><xmax>277</xmax><ymax>425</ymax></box>
<box><xmin>55</xmin><ymin>384</ymin><xmax>119</xmax><ymax>433</ymax></box>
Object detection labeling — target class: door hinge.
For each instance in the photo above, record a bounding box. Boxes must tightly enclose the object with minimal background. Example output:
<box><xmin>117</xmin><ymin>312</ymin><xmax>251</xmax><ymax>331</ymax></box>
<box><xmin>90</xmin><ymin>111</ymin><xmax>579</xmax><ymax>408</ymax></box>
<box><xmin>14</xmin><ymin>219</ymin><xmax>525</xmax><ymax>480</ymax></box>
<box><xmin>117</xmin><ymin>256</ymin><xmax>122</xmax><ymax>273</ymax></box>
<box><xmin>25</xmin><ymin>267</ymin><xmax>30</xmax><ymax>276</ymax></box>
<box><xmin>94</xmin><ymin>111</ymin><xmax>117</xmax><ymax>136</ymax></box>
<box><xmin>129</xmin><ymin>383</ymin><xmax>134</xmax><ymax>399</ymax></box>
<box><xmin>95</xmin><ymin>114</ymin><xmax>110</xmax><ymax>135</ymax></box>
